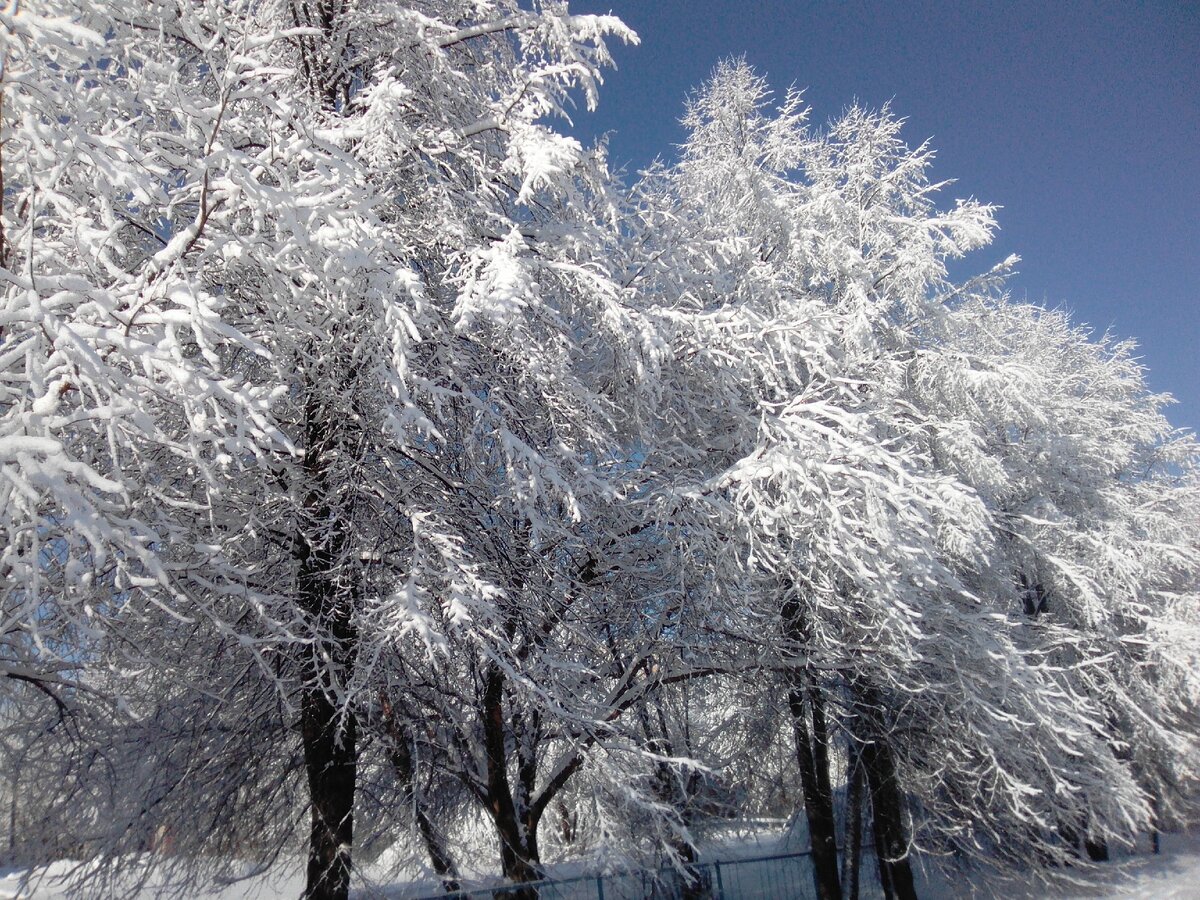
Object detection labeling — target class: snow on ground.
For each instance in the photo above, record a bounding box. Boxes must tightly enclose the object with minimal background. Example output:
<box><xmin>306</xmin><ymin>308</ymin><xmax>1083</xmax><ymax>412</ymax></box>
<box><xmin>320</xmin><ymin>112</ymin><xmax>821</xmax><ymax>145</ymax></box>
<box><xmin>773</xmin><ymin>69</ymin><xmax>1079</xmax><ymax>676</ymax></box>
<box><xmin>0</xmin><ymin>859</ymin><xmax>303</xmax><ymax>900</ymax></box>
<box><xmin>3</xmin><ymin>831</ymin><xmax>1199</xmax><ymax>898</ymax></box>
<box><xmin>917</xmin><ymin>832</ymin><xmax>1200</xmax><ymax>900</ymax></box>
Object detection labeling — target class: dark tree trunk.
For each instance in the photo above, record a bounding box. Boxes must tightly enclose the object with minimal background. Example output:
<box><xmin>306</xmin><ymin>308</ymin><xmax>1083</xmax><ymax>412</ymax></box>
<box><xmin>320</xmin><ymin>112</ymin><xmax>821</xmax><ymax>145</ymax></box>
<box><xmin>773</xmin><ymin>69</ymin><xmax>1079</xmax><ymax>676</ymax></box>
<box><xmin>380</xmin><ymin>693</ymin><xmax>459</xmax><ymax>892</ymax></box>
<box><xmin>298</xmin><ymin>559</ymin><xmax>358</xmax><ymax>900</ymax></box>
<box><xmin>870</xmin><ymin>802</ymin><xmax>895</xmax><ymax>900</ymax></box>
<box><xmin>481</xmin><ymin>664</ymin><xmax>540</xmax><ymax>894</ymax></box>
<box><xmin>810</xmin><ymin>681</ymin><xmax>835</xmax><ymax>829</ymax></box>
<box><xmin>861</xmin><ymin>735</ymin><xmax>917</xmax><ymax>900</ymax></box>
<box><xmin>781</xmin><ymin>592</ymin><xmax>842</xmax><ymax>900</ymax></box>
<box><xmin>297</xmin><ymin>392</ymin><xmax>359</xmax><ymax>900</ymax></box>
<box><xmin>515</xmin><ymin>707</ymin><xmax>542</xmax><ymax>872</ymax></box>
<box><xmin>414</xmin><ymin>801</ymin><xmax>459</xmax><ymax>892</ymax></box>
<box><xmin>843</xmin><ymin>743</ymin><xmax>864</xmax><ymax>900</ymax></box>
<box><xmin>301</xmin><ymin>687</ymin><xmax>357</xmax><ymax>900</ymax></box>
<box><xmin>1150</xmin><ymin>792</ymin><xmax>1161</xmax><ymax>854</ymax></box>
<box><xmin>789</xmin><ymin>680</ymin><xmax>843</xmax><ymax>900</ymax></box>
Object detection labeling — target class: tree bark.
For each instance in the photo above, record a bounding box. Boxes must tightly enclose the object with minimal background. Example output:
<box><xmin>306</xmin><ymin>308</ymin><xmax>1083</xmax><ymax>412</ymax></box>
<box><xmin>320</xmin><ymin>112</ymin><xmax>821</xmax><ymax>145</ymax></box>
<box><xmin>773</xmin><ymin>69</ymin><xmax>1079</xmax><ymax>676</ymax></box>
<box><xmin>1151</xmin><ymin>792</ymin><xmax>1161</xmax><ymax>854</ymax></box>
<box><xmin>301</xmin><ymin>686</ymin><xmax>356</xmax><ymax>900</ymax></box>
<box><xmin>861</xmin><ymin>735</ymin><xmax>917</xmax><ymax>900</ymax></box>
<box><xmin>781</xmin><ymin>592</ymin><xmax>842</xmax><ymax>900</ymax></box>
<box><xmin>481</xmin><ymin>664</ymin><xmax>540</xmax><ymax>894</ymax></box>
<box><xmin>379</xmin><ymin>692</ymin><xmax>459</xmax><ymax>892</ymax></box>
<box><xmin>298</xmin><ymin>550</ymin><xmax>357</xmax><ymax>900</ymax></box>
<box><xmin>789</xmin><ymin>679</ymin><xmax>843</xmax><ymax>900</ymax></box>
<box><xmin>297</xmin><ymin>393</ymin><xmax>359</xmax><ymax>900</ymax></box>
<box><xmin>842</xmin><ymin>743</ymin><xmax>864</xmax><ymax>900</ymax></box>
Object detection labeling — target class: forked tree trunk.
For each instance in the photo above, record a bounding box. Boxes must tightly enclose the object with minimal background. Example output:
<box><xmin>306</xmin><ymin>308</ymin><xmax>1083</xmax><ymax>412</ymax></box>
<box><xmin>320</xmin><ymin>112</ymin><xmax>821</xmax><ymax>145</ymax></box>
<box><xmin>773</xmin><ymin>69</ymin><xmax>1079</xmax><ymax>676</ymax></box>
<box><xmin>861</xmin><ymin>734</ymin><xmax>917</xmax><ymax>900</ymax></box>
<box><xmin>782</xmin><ymin>592</ymin><xmax>842</xmax><ymax>900</ymax></box>
<box><xmin>789</xmin><ymin>678</ymin><xmax>843</xmax><ymax>900</ymax></box>
<box><xmin>379</xmin><ymin>693</ymin><xmax>459</xmax><ymax>892</ymax></box>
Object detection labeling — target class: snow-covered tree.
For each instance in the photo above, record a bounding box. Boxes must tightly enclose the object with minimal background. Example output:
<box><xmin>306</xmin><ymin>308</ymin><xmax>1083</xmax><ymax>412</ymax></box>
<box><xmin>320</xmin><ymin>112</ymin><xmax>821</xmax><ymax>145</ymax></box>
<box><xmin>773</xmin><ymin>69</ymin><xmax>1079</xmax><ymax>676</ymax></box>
<box><xmin>0</xmin><ymin>0</ymin><xmax>288</xmax><ymax>711</ymax></box>
<box><xmin>2</xmin><ymin>2</ymin><xmax>643</xmax><ymax>897</ymax></box>
<box><xmin>905</xmin><ymin>296</ymin><xmax>1200</xmax><ymax>864</ymax></box>
<box><xmin>624</xmin><ymin>59</ymin><xmax>1200</xmax><ymax>897</ymax></box>
<box><xmin>620</xmin><ymin>60</ymin><xmax>997</xmax><ymax>898</ymax></box>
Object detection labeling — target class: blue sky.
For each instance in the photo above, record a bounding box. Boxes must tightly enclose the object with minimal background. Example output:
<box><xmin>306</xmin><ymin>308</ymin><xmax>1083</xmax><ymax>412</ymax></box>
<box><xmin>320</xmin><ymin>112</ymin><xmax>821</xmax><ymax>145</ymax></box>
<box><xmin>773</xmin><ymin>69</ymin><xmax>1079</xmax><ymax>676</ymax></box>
<box><xmin>571</xmin><ymin>0</ymin><xmax>1199</xmax><ymax>435</ymax></box>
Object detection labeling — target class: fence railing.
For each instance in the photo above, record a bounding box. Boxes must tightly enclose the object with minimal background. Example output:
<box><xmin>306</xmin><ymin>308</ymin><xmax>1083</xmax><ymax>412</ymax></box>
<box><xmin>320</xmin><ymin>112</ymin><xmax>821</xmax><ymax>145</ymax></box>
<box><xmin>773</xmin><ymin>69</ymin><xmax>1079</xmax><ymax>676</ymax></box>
<box><xmin>409</xmin><ymin>848</ymin><xmax>880</xmax><ymax>900</ymax></box>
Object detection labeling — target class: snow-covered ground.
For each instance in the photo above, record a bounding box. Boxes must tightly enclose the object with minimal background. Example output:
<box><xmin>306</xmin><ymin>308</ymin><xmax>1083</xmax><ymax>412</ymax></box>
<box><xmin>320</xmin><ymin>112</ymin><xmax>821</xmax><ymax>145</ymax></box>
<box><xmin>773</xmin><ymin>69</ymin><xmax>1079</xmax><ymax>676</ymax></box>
<box><xmin>916</xmin><ymin>832</ymin><xmax>1200</xmax><ymax>899</ymax></box>
<box><xmin>3</xmin><ymin>831</ymin><xmax>1199</xmax><ymax>898</ymax></box>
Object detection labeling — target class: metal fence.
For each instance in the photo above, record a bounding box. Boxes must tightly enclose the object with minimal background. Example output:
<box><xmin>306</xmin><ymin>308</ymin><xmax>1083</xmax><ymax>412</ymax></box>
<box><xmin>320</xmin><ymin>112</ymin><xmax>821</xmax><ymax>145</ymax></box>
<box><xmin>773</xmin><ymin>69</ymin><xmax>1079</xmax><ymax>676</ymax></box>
<box><xmin>410</xmin><ymin>849</ymin><xmax>879</xmax><ymax>900</ymax></box>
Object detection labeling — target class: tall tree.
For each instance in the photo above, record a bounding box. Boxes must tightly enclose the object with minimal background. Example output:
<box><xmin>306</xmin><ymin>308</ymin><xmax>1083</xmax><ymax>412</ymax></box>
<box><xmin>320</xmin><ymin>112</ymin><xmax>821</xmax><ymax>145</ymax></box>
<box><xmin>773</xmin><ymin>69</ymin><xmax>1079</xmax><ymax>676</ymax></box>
<box><xmin>3</xmin><ymin>2</ymin><xmax>639</xmax><ymax>897</ymax></box>
<box><xmin>626</xmin><ymin>61</ymin><xmax>997</xmax><ymax>899</ymax></box>
<box><xmin>904</xmin><ymin>296</ymin><xmax>1200</xmax><ymax>863</ymax></box>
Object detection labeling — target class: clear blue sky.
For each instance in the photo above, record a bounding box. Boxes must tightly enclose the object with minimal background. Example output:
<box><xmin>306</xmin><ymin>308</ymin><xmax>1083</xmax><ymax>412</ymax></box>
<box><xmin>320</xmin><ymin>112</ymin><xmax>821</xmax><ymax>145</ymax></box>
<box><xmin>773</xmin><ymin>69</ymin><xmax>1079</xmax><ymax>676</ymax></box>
<box><xmin>571</xmin><ymin>0</ymin><xmax>1199</xmax><ymax>435</ymax></box>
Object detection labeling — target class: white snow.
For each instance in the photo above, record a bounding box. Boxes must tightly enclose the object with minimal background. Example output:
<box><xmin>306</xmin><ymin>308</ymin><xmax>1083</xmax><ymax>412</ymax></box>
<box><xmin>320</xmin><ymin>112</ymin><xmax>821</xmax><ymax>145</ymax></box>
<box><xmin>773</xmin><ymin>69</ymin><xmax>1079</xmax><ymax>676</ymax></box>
<box><xmin>916</xmin><ymin>832</ymin><xmax>1200</xmax><ymax>900</ymax></box>
<box><xmin>4</xmin><ymin>832</ymin><xmax>1199</xmax><ymax>899</ymax></box>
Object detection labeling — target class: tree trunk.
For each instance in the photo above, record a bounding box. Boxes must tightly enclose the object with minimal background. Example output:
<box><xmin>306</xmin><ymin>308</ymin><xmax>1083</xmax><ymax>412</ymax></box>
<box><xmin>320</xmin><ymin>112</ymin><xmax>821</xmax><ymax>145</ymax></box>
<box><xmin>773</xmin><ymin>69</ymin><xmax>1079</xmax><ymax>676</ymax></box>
<box><xmin>297</xmin><ymin>394</ymin><xmax>359</xmax><ymax>900</ymax></box>
<box><xmin>379</xmin><ymin>693</ymin><xmax>459</xmax><ymax>892</ymax></box>
<box><xmin>789</xmin><ymin>679</ymin><xmax>843</xmax><ymax>900</ymax></box>
<box><xmin>481</xmin><ymin>664</ymin><xmax>540</xmax><ymax>895</ymax></box>
<box><xmin>298</xmin><ymin>549</ymin><xmax>357</xmax><ymax>900</ymax></box>
<box><xmin>1150</xmin><ymin>792</ymin><xmax>1161</xmax><ymax>855</ymax></box>
<box><xmin>861</xmin><ymin>735</ymin><xmax>917</xmax><ymax>900</ymax></box>
<box><xmin>842</xmin><ymin>743</ymin><xmax>864</xmax><ymax>900</ymax></box>
<box><xmin>414</xmin><ymin>803</ymin><xmax>459</xmax><ymax>893</ymax></box>
<box><xmin>301</xmin><ymin>686</ymin><xmax>356</xmax><ymax>900</ymax></box>
<box><xmin>515</xmin><ymin>707</ymin><xmax>542</xmax><ymax>877</ymax></box>
<box><xmin>781</xmin><ymin>592</ymin><xmax>842</xmax><ymax>900</ymax></box>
